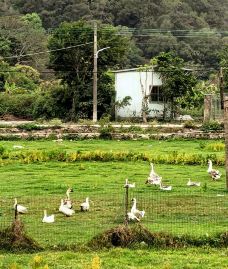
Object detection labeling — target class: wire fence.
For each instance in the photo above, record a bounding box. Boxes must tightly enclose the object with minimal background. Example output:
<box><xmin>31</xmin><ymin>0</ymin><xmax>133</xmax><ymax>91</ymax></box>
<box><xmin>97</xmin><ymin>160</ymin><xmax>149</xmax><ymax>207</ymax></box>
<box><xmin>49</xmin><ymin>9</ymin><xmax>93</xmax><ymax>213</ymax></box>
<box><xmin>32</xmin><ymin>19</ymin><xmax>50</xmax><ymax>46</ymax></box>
<box><xmin>0</xmin><ymin>171</ymin><xmax>227</xmax><ymax>248</ymax></box>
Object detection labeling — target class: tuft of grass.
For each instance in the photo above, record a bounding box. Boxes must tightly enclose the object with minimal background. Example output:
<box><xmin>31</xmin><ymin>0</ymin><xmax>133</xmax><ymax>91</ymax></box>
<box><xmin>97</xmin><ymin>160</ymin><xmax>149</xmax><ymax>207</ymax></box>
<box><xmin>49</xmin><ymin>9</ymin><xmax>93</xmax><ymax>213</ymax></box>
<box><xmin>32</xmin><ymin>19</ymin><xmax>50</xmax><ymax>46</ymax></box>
<box><xmin>0</xmin><ymin>219</ymin><xmax>42</xmax><ymax>252</ymax></box>
<box><xmin>205</xmin><ymin>142</ymin><xmax>225</xmax><ymax>151</ymax></box>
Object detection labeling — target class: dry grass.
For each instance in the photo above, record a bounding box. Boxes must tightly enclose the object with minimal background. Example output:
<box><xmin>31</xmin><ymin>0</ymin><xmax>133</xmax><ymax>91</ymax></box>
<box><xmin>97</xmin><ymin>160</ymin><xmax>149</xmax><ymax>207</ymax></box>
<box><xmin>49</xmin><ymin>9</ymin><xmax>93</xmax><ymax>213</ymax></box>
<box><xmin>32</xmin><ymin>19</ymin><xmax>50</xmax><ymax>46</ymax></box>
<box><xmin>0</xmin><ymin>218</ymin><xmax>42</xmax><ymax>252</ymax></box>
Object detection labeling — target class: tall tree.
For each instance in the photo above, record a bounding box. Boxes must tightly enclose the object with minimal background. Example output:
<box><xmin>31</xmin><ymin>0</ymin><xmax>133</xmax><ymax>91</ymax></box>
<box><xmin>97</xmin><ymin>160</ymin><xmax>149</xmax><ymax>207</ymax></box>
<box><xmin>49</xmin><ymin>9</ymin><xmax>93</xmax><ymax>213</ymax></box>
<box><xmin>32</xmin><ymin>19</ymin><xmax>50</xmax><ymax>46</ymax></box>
<box><xmin>153</xmin><ymin>52</ymin><xmax>197</xmax><ymax>119</ymax></box>
<box><xmin>48</xmin><ymin>21</ymin><xmax>130</xmax><ymax>120</ymax></box>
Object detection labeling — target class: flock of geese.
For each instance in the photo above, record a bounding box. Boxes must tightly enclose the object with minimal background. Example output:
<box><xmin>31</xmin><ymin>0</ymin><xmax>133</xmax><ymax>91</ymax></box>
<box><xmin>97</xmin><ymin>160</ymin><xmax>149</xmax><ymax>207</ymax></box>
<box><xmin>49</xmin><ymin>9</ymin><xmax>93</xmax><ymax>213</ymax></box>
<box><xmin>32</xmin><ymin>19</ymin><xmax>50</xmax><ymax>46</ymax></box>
<box><xmin>125</xmin><ymin>159</ymin><xmax>222</xmax><ymax>222</ymax></box>
<box><xmin>13</xmin><ymin>188</ymin><xmax>90</xmax><ymax>223</ymax></box>
<box><xmin>12</xmin><ymin>159</ymin><xmax>221</xmax><ymax>224</ymax></box>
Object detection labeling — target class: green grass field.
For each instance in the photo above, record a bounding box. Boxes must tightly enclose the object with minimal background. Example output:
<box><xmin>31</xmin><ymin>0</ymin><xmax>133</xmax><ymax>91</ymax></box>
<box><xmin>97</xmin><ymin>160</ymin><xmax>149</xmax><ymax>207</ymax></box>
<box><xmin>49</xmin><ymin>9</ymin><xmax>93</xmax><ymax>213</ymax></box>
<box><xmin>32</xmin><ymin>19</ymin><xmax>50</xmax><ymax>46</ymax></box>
<box><xmin>0</xmin><ymin>139</ymin><xmax>225</xmax><ymax>158</ymax></box>
<box><xmin>1</xmin><ymin>248</ymin><xmax>228</xmax><ymax>269</ymax></box>
<box><xmin>0</xmin><ymin>139</ymin><xmax>227</xmax><ymax>248</ymax></box>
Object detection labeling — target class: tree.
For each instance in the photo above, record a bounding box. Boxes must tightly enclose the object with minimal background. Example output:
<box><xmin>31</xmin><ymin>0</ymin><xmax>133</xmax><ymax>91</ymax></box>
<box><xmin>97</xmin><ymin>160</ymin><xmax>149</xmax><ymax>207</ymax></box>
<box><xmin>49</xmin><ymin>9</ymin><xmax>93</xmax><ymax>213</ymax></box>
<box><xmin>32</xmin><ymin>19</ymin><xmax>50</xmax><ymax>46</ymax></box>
<box><xmin>153</xmin><ymin>52</ymin><xmax>197</xmax><ymax>119</ymax></box>
<box><xmin>48</xmin><ymin>21</ymin><xmax>130</xmax><ymax>120</ymax></box>
<box><xmin>220</xmin><ymin>45</ymin><xmax>228</xmax><ymax>94</ymax></box>
<box><xmin>0</xmin><ymin>13</ymin><xmax>48</xmax><ymax>70</ymax></box>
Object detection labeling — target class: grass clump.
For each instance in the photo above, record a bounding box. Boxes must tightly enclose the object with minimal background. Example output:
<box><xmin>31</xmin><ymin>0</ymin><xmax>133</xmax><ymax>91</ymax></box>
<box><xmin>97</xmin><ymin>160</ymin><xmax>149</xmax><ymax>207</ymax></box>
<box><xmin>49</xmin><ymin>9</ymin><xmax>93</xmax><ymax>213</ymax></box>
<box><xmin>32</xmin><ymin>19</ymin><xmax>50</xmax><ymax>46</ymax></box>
<box><xmin>17</xmin><ymin>123</ymin><xmax>45</xmax><ymax>131</ymax></box>
<box><xmin>89</xmin><ymin>225</ymin><xmax>228</xmax><ymax>250</ymax></box>
<box><xmin>205</xmin><ymin>142</ymin><xmax>225</xmax><ymax>151</ymax></box>
<box><xmin>0</xmin><ymin>219</ymin><xmax>42</xmax><ymax>252</ymax></box>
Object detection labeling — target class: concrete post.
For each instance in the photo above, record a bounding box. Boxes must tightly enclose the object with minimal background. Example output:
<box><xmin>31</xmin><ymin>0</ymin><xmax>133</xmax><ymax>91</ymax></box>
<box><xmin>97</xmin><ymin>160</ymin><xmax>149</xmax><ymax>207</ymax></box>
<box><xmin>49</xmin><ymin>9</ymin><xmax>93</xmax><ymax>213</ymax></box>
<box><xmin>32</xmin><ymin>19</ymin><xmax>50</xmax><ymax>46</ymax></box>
<box><xmin>204</xmin><ymin>94</ymin><xmax>212</xmax><ymax>122</ymax></box>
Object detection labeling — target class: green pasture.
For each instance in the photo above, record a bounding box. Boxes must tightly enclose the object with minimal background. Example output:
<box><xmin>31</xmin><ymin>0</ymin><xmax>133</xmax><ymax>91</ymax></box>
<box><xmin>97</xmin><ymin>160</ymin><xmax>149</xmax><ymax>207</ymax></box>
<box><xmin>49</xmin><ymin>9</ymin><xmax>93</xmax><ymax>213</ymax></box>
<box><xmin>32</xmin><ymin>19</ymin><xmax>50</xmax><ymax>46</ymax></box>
<box><xmin>0</xmin><ymin>139</ymin><xmax>225</xmax><ymax>158</ymax></box>
<box><xmin>1</xmin><ymin>248</ymin><xmax>228</xmax><ymax>269</ymax></box>
<box><xmin>0</xmin><ymin>139</ymin><xmax>227</xmax><ymax>248</ymax></box>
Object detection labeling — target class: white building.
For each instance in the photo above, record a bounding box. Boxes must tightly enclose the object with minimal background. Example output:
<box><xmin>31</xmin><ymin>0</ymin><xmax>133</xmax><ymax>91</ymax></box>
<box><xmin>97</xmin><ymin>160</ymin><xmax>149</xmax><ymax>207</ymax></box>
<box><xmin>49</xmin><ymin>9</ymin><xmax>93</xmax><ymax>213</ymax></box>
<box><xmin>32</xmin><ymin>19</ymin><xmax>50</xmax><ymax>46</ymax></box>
<box><xmin>114</xmin><ymin>68</ymin><xmax>164</xmax><ymax>119</ymax></box>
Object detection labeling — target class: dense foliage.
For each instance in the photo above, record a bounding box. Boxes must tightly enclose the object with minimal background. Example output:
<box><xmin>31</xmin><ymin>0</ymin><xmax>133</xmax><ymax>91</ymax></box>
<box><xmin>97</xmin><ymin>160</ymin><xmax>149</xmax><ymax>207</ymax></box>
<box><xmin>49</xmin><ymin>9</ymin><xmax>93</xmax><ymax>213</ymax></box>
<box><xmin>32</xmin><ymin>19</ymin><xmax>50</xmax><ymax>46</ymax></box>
<box><xmin>10</xmin><ymin>0</ymin><xmax>228</xmax><ymax>68</ymax></box>
<box><xmin>48</xmin><ymin>21</ymin><xmax>130</xmax><ymax>120</ymax></box>
<box><xmin>0</xmin><ymin>1</ymin><xmax>227</xmax><ymax>120</ymax></box>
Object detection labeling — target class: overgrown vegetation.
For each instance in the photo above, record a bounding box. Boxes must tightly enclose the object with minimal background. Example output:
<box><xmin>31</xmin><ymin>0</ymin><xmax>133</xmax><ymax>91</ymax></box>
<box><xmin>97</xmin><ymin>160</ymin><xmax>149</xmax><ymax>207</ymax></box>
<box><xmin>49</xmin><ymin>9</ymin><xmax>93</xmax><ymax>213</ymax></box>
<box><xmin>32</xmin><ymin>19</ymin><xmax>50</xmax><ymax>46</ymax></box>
<box><xmin>89</xmin><ymin>225</ymin><xmax>228</xmax><ymax>249</ymax></box>
<box><xmin>201</xmin><ymin>121</ymin><xmax>224</xmax><ymax>132</ymax></box>
<box><xmin>0</xmin><ymin>219</ymin><xmax>41</xmax><ymax>252</ymax></box>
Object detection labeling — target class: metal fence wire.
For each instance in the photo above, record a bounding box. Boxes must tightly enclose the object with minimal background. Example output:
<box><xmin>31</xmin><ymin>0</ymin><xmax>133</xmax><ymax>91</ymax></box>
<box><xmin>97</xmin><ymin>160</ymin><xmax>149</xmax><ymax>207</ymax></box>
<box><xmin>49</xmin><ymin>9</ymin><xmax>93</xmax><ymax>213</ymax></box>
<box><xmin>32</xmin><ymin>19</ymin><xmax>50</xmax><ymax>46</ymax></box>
<box><xmin>0</xmin><ymin>161</ymin><xmax>227</xmax><ymax>248</ymax></box>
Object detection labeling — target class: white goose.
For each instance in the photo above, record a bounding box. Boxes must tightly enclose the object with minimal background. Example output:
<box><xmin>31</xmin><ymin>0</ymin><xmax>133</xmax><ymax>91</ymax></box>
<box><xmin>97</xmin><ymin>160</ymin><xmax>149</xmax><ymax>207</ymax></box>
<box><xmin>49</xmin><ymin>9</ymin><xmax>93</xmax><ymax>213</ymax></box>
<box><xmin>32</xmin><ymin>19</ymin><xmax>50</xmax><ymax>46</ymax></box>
<box><xmin>64</xmin><ymin>187</ymin><xmax>73</xmax><ymax>209</ymax></box>
<box><xmin>187</xmin><ymin>179</ymin><xmax>201</xmax><ymax>187</ymax></box>
<box><xmin>149</xmin><ymin>163</ymin><xmax>162</xmax><ymax>179</ymax></box>
<box><xmin>127</xmin><ymin>211</ymin><xmax>140</xmax><ymax>222</ymax></box>
<box><xmin>59</xmin><ymin>199</ymin><xmax>75</xmax><ymax>216</ymax></box>
<box><xmin>159</xmin><ymin>182</ymin><xmax>172</xmax><ymax>191</ymax></box>
<box><xmin>80</xmin><ymin>197</ymin><xmax>90</xmax><ymax>212</ymax></box>
<box><xmin>207</xmin><ymin>160</ymin><xmax>221</xmax><ymax>180</ymax></box>
<box><xmin>42</xmin><ymin>210</ymin><xmax>55</xmax><ymax>223</ymax></box>
<box><xmin>145</xmin><ymin>176</ymin><xmax>162</xmax><ymax>186</ymax></box>
<box><xmin>131</xmin><ymin>198</ymin><xmax>145</xmax><ymax>219</ymax></box>
<box><xmin>14</xmin><ymin>198</ymin><xmax>28</xmax><ymax>214</ymax></box>
<box><xmin>124</xmin><ymin>179</ymin><xmax>135</xmax><ymax>188</ymax></box>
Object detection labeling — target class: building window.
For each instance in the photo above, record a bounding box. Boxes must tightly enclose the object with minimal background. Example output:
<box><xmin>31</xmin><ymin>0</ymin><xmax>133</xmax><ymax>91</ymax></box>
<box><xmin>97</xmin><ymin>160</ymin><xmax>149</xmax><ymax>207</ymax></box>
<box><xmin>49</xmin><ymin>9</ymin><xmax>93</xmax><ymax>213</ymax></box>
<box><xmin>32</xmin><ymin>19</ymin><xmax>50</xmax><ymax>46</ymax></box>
<box><xmin>149</xmin><ymin>86</ymin><xmax>163</xmax><ymax>102</ymax></box>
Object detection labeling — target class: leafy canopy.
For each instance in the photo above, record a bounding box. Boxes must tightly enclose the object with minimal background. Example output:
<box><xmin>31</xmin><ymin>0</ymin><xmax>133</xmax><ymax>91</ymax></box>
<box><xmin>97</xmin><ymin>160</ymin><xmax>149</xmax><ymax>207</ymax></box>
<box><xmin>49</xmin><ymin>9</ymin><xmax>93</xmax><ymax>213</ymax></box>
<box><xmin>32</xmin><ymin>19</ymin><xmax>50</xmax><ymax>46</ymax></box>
<box><xmin>48</xmin><ymin>21</ymin><xmax>130</xmax><ymax>119</ymax></box>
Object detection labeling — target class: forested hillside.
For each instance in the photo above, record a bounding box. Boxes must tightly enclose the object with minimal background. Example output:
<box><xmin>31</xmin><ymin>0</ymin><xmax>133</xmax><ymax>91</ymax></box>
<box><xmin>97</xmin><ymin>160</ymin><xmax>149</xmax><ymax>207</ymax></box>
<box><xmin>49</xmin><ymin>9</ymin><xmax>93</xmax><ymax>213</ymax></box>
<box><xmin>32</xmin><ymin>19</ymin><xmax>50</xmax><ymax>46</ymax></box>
<box><xmin>2</xmin><ymin>0</ymin><xmax>227</xmax><ymax>68</ymax></box>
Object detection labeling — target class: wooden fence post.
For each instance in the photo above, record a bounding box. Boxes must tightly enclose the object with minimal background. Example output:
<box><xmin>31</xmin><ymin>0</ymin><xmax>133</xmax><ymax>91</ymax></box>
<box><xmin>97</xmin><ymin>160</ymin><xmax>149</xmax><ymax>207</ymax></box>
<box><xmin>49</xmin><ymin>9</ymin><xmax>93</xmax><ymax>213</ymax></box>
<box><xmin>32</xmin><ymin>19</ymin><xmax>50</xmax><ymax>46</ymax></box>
<box><xmin>204</xmin><ymin>94</ymin><xmax>212</xmax><ymax>122</ymax></box>
<box><xmin>124</xmin><ymin>186</ymin><xmax>129</xmax><ymax>225</ymax></box>
<box><xmin>224</xmin><ymin>95</ymin><xmax>228</xmax><ymax>190</ymax></box>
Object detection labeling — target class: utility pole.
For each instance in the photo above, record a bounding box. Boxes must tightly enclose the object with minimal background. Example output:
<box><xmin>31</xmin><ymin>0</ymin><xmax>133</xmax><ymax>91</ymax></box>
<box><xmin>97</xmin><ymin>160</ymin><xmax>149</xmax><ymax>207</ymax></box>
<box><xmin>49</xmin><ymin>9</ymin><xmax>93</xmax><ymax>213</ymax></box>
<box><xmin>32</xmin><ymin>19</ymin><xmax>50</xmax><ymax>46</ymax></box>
<box><xmin>219</xmin><ymin>67</ymin><xmax>224</xmax><ymax>109</ymax></box>
<box><xmin>224</xmin><ymin>95</ymin><xmax>228</xmax><ymax>190</ymax></box>
<box><xmin>93</xmin><ymin>21</ymin><xmax>98</xmax><ymax>122</ymax></box>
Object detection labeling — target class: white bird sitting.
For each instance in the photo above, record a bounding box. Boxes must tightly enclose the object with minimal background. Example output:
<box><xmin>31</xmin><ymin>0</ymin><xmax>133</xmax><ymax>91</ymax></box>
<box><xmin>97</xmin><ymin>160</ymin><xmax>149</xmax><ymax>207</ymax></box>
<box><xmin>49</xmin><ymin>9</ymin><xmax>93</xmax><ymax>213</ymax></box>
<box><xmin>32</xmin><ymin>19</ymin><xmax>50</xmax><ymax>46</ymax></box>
<box><xmin>80</xmin><ymin>197</ymin><xmax>90</xmax><ymax>212</ymax></box>
<box><xmin>207</xmin><ymin>160</ymin><xmax>221</xmax><ymax>180</ymax></box>
<box><xmin>187</xmin><ymin>179</ymin><xmax>201</xmax><ymax>187</ymax></box>
<box><xmin>13</xmin><ymin>145</ymin><xmax>24</xmax><ymax>149</ymax></box>
<box><xmin>64</xmin><ymin>187</ymin><xmax>73</xmax><ymax>209</ymax></box>
<box><xmin>42</xmin><ymin>210</ymin><xmax>55</xmax><ymax>223</ymax></box>
<box><xmin>159</xmin><ymin>182</ymin><xmax>172</xmax><ymax>191</ymax></box>
<box><xmin>127</xmin><ymin>211</ymin><xmax>140</xmax><ymax>222</ymax></box>
<box><xmin>130</xmin><ymin>198</ymin><xmax>145</xmax><ymax>219</ymax></box>
<box><xmin>14</xmin><ymin>198</ymin><xmax>28</xmax><ymax>214</ymax></box>
<box><xmin>124</xmin><ymin>179</ymin><xmax>135</xmax><ymax>188</ymax></box>
<box><xmin>59</xmin><ymin>199</ymin><xmax>75</xmax><ymax>216</ymax></box>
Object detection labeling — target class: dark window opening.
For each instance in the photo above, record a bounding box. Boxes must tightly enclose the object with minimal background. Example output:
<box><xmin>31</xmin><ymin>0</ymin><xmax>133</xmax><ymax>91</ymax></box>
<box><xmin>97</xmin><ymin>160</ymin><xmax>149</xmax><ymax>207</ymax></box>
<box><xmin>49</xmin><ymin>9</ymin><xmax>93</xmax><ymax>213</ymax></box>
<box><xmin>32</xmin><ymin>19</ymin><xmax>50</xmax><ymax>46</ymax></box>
<box><xmin>149</xmin><ymin>86</ymin><xmax>163</xmax><ymax>102</ymax></box>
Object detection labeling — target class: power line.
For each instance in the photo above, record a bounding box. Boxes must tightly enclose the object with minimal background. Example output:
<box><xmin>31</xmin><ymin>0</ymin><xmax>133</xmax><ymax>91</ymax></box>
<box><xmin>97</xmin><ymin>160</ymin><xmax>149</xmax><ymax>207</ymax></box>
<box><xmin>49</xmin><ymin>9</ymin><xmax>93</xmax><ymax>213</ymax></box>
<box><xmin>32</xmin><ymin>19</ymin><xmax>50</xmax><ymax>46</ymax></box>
<box><xmin>2</xmin><ymin>42</ymin><xmax>93</xmax><ymax>59</ymax></box>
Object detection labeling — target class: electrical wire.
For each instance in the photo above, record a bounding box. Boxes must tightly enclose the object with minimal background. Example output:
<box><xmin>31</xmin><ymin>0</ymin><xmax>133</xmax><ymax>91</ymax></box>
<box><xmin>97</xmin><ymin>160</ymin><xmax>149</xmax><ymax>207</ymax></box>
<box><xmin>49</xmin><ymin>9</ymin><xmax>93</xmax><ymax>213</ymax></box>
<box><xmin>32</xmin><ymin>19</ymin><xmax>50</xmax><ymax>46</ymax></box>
<box><xmin>2</xmin><ymin>42</ymin><xmax>93</xmax><ymax>59</ymax></box>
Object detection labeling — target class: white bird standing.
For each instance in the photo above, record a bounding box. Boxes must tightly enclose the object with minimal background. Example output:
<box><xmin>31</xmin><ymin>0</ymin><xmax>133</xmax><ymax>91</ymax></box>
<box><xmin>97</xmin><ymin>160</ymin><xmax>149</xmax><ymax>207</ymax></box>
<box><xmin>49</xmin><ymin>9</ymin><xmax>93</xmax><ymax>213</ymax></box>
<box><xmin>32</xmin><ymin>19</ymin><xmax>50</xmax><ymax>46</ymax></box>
<box><xmin>159</xmin><ymin>182</ymin><xmax>172</xmax><ymax>191</ymax></box>
<box><xmin>64</xmin><ymin>187</ymin><xmax>73</xmax><ymax>209</ymax></box>
<box><xmin>207</xmin><ymin>160</ymin><xmax>221</xmax><ymax>180</ymax></box>
<box><xmin>80</xmin><ymin>197</ymin><xmax>90</xmax><ymax>212</ymax></box>
<box><xmin>124</xmin><ymin>179</ymin><xmax>135</xmax><ymax>188</ymax></box>
<box><xmin>149</xmin><ymin>163</ymin><xmax>162</xmax><ymax>180</ymax></box>
<box><xmin>130</xmin><ymin>198</ymin><xmax>145</xmax><ymax>219</ymax></box>
<box><xmin>59</xmin><ymin>199</ymin><xmax>75</xmax><ymax>216</ymax></box>
<box><xmin>14</xmin><ymin>198</ymin><xmax>28</xmax><ymax>214</ymax></box>
<box><xmin>42</xmin><ymin>210</ymin><xmax>55</xmax><ymax>223</ymax></box>
<box><xmin>187</xmin><ymin>179</ymin><xmax>201</xmax><ymax>187</ymax></box>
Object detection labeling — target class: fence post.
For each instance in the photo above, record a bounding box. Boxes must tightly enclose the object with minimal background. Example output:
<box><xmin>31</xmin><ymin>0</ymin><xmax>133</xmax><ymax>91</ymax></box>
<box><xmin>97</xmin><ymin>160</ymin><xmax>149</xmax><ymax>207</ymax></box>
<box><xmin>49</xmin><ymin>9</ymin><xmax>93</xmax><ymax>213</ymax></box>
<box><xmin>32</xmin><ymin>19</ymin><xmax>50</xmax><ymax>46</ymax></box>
<box><xmin>224</xmin><ymin>95</ymin><xmax>228</xmax><ymax>190</ymax></box>
<box><xmin>204</xmin><ymin>94</ymin><xmax>212</xmax><ymax>122</ymax></box>
<box><xmin>124</xmin><ymin>186</ymin><xmax>129</xmax><ymax>225</ymax></box>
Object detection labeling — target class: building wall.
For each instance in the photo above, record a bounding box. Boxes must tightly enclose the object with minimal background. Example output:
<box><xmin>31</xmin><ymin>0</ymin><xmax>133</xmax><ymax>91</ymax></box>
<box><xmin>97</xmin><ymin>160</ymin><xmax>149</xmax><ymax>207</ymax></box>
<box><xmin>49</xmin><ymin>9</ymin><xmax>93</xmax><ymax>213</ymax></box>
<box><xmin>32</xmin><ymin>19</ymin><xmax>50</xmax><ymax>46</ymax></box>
<box><xmin>115</xmin><ymin>70</ymin><xmax>164</xmax><ymax>118</ymax></box>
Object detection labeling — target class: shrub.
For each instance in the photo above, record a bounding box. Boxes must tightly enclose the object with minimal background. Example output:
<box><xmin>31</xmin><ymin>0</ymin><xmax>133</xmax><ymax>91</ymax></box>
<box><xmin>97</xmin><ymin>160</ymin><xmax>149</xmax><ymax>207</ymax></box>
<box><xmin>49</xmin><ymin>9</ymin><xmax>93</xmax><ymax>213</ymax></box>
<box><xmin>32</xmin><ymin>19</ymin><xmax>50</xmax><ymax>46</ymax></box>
<box><xmin>183</xmin><ymin>120</ymin><xmax>196</xmax><ymax>129</ymax></box>
<box><xmin>201</xmin><ymin>121</ymin><xmax>224</xmax><ymax>132</ymax></box>
<box><xmin>0</xmin><ymin>93</ymin><xmax>35</xmax><ymax>119</ymax></box>
<box><xmin>17</xmin><ymin>123</ymin><xmax>45</xmax><ymax>131</ymax></box>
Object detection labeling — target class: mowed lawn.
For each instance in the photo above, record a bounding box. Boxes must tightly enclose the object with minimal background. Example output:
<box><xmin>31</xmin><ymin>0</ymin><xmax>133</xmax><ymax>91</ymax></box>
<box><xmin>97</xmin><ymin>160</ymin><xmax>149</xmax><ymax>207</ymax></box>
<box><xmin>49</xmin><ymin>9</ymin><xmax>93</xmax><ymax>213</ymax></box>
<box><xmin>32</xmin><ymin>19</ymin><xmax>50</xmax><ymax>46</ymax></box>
<box><xmin>1</xmin><ymin>248</ymin><xmax>228</xmax><ymax>269</ymax></box>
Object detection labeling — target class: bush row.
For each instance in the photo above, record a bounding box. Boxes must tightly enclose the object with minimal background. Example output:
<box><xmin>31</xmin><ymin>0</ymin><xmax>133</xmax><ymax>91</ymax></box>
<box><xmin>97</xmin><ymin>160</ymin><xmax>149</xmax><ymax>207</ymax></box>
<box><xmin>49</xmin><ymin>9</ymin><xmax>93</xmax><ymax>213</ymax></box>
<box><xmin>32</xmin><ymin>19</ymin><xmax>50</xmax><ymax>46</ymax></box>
<box><xmin>0</xmin><ymin>149</ymin><xmax>224</xmax><ymax>165</ymax></box>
